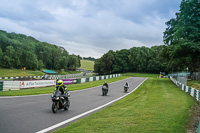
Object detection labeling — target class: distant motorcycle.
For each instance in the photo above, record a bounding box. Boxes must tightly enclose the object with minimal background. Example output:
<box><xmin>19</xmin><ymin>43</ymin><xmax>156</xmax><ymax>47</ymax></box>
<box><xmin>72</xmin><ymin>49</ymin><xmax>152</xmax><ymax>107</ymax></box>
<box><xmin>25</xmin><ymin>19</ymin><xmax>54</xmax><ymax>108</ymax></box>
<box><xmin>51</xmin><ymin>90</ymin><xmax>70</xmax><ymax>113</ymax></box>
<box><xmin>102</xmin><ymin>85</ymin><xmax>108</xmax><ymax>96</ymax></box>
<box><xmin>124</xmin><ymin>85</ymin><xmax>129</xmax><ymax>93</ymax></box>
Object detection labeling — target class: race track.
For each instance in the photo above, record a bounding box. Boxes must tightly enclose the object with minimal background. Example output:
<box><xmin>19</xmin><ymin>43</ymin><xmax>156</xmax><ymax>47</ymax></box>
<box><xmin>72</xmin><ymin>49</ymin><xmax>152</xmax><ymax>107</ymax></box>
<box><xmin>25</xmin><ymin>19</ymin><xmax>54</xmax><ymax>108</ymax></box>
<box><xmin>0</xmin><ymin>77</ymin><xmax>146</xmax><ymax>133</ymax></box>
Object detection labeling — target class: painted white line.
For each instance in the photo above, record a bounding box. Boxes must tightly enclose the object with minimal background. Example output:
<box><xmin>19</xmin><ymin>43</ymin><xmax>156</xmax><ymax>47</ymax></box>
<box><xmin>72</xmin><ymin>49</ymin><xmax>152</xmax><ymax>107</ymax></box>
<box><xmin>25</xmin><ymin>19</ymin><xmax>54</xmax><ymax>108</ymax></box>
<box><xmin>36</xmin><ymin>78</ymin><xmax>147</xmax><ymax>133</ymax></box>
<box><xmin>0</xmin><ymin>77</ymin><xmax>132</xmax><ymax>99</ymax></box>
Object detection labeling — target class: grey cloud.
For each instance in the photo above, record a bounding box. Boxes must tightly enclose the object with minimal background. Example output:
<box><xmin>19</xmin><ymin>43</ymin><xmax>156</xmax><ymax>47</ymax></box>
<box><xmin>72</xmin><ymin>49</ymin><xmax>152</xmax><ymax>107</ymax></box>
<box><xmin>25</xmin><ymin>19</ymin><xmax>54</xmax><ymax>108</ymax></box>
<box><xmin>0</xmin><ymin>0</ymin><xmax>182</xmax><ymax>58</ymax></box>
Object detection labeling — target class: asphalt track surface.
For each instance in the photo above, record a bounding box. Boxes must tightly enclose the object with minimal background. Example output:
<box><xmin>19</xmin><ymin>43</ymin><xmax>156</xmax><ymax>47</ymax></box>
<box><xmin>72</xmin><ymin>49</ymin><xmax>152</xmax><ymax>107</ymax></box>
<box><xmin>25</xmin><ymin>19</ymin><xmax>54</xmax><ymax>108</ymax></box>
<box><xmin>0</xmin><ymin>77</ymin><xmax>146</xmax><ymax>133</ymax></box>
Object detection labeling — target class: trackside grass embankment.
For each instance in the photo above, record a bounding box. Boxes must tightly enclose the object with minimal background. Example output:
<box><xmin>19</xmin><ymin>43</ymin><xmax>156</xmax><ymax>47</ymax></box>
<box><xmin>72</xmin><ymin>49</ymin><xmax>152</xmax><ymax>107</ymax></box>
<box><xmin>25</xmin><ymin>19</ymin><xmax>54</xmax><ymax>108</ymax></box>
<box><xmin>0</xmin><ymin>68</ymin><xmax>44</xmax><ymax>77</ymax></box>
<box><xmin>53</xmin><ymin>78</ymin><xmax>195</xmax><ymax>133</ymax></box>
<box><xmin>80</xmin><ymin>60</ymin><xmax>94</xmax><ymax>71</ymax></box>
<box><xmin>0</xmin><ymin>76</ymin><xmax>129</xmax><ymax>96</ymax></box>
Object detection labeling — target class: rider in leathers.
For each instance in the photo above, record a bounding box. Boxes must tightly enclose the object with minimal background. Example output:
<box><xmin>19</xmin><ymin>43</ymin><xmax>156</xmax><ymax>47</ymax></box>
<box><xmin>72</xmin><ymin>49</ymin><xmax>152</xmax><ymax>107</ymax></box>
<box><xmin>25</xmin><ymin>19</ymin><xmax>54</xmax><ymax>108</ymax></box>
<box><xmin>55</xmin><ymin>80</ymin><xmax>68</xmax><ymax>105</ymax></box>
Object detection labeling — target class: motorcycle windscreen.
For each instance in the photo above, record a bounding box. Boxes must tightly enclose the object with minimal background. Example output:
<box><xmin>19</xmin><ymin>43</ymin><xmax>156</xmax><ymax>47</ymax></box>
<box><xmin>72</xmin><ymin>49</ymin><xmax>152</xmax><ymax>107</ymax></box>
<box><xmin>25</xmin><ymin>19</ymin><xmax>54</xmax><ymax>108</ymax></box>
<box><xmin>53</xmin><ymin>90</ymin><xmax>62</xmax><ymax>97</ymax></box>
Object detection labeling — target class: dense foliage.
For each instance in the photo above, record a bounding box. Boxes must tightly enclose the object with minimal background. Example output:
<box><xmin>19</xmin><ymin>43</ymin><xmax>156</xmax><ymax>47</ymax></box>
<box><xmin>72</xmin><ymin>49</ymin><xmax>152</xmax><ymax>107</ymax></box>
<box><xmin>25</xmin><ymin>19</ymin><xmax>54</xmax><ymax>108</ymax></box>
<box><xmin>163</xmin><ymin>0</ymin><xmax>200</xmax><ymax>73</ymax></box>
<box><xmin>0</xmin><ymin>30</ymin><xmax>80</xmax><ymax>70</ymax></box>
<box><xmin>94</xmin><ymin>46</ymin><xmax>167</xmax><ymax>74</ymax></box>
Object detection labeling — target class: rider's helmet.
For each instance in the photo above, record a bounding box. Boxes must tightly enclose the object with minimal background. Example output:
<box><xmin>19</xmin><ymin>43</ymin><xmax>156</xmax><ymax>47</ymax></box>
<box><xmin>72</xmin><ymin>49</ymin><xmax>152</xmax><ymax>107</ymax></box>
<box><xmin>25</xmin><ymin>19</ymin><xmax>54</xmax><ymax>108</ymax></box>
<box><xmin>57</xmin><ymin>80</ymin><xmax>63</xmax><ymax>86</ymax></box>
<box><xmin>105</xmin><ymin>81</ymin><xmax>107</xmax><ymax>84</ymax></box>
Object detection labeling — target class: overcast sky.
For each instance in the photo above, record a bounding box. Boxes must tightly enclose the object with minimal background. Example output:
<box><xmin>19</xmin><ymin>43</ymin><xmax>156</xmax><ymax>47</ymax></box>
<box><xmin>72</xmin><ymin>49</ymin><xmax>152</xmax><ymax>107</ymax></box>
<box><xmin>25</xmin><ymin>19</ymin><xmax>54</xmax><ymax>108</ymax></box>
<box><xmin>0</xmin><ymin>0</ymin><xmax>182</xmax><ymax>58</ymax></box>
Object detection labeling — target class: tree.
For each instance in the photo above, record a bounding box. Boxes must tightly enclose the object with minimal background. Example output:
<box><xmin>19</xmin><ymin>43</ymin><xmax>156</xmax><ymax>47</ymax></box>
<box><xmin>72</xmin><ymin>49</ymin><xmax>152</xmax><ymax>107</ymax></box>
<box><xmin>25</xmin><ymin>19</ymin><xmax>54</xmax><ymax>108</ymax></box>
<box><xmin>163</xmin><ymin>0</ymin><xmax>200</xmax><ymax>73</ymax></box>
<box><xmin>38</xmin><ymin>60</ymin><xmax>44</xmax><ymax>70</ymax></box>
<box><xmin>0</xmin><ymin>48</ymin><xmax>2</xmax><ymax>67</ymax></box>
<box><xmin>113</xmin><ymin>49</ymin><xmax>130</xmax><ymax>73</ymax></box>
<box><xmin>2</xmin><ymin>46</ymin><xmax>20</xmax><ymax>68</ymax></box>
<box><xmin>67</xmin><ymin>55</ymin><xmax>79</xmax><ymax>70</ymax></box>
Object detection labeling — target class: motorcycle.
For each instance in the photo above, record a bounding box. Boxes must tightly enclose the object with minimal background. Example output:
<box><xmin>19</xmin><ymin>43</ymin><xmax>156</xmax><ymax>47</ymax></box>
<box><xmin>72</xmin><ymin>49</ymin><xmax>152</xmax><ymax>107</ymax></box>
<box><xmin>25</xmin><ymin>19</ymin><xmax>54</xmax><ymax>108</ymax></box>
<box><xmin>102</xmin><ymin>85</ymin><xmax>108</xmax><ymax>96</ymax></box>
<box><xmin>51</xmin><ymin>90</ymin><xmax>70</xmax><ymax>113</ymax></box>
<box><xmin>124</xmin><ymin>85</ymin><xmax>129</xmax><ymax>93</ymax></box>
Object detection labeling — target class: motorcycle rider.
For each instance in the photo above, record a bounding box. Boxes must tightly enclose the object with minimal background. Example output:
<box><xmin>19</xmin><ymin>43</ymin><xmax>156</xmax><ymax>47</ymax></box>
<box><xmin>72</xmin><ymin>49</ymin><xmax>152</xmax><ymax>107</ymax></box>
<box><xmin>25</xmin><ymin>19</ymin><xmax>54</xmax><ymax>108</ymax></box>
<box><xmin>55</xmin><ymin>80</ymin><xmax>68</xmax><ymax>105</ymax></box>
<box><xmin>124</xmin><ymin>82</ymin><xmax>129</xmax><ymax>87</ymax></box>
<box><xmin>103</xmin><ymin>81</ymin><xmax>109</xmax><ymax>88</ymax></box>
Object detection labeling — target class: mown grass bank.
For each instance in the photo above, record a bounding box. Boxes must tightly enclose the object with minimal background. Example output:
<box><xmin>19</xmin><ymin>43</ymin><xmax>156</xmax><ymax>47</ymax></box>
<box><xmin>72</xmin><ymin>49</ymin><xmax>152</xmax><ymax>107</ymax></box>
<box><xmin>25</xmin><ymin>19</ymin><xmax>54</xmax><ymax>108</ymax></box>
<box><xmin>0</xmin><ymin>68</ymin><xmax>44</xmax><ymax>77</ymax></box>
<box><xmin>0</xmin><ymin>68</ymin><xmax>82</xmax><ymax>78</ymax></box>
<box><xmin>80</xmin><ymin>60</ymin><xmax>94</xmax><ymax>71</ymax></box>
<box><xmin>123</xmin><ymin>72</ymin><xmax>159</xmax><ymax>78</ymax></box>
<box><xmin>53</xmin><ymin>78</ymin><xmax>195</xmax><ymax>133</ymax></box>
<box><xmin>0</xmin><ymin>76</ymin><xmax>129</xmax><ymax>96</ymax></box>
<box><xmin>187</xmin><ymin>80</ymin><xmax>200</xmax><ymax>90</ymax></box>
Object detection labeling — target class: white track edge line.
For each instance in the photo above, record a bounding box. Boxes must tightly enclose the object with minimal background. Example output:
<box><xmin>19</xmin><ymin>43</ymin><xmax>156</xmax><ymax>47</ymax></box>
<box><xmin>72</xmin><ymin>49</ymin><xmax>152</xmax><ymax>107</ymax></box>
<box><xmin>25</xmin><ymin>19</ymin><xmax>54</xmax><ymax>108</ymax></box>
<box><xmin>36</xmin><ymin>78</ymin><xmax>147</xmax><ymax>133</ymax></box>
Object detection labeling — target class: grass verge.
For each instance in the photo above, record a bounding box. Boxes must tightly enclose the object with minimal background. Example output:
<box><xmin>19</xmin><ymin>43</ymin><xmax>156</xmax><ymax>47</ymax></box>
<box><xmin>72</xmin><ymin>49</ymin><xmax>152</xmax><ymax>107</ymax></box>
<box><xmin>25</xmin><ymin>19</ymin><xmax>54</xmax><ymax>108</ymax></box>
<box><xmin>53</xmin><ymin>78</ymin><xmax>195</xmax><ymax>133</ymax></box>
<box><xmin>0</xmin><ymin>76</ymin><xmax>129</xmax><ymax>96</ymax></box>
<box><xmin>187</xmin><ymin>80</ymin><xmax>200</xmax><ymax>90</ymax></box>
<box><xmin>80</xmin><ymin>60</ymin><xmax>94</xmax><ymax>71</ymax></box>
<box><xmin>123</xmin><ymin>72</ymin><xmax>159</xmax><ymax>78</ymax></box>
<box><xmin>0</xmin><ymin>68</ymin><xmax>81</xmax><ymax>78</ymax></box>
<box><xmin>0</xmin><ymin>68</ymin><xmax>44</xmax><ymax>77</ymax></box>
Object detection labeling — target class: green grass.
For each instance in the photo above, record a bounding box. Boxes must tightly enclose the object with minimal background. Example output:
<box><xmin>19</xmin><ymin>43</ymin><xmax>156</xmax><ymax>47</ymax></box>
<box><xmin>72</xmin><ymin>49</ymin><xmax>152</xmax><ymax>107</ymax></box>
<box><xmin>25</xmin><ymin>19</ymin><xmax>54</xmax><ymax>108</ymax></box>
<box><xmin>53</xmin><ymin>78</ymin><xmax>195</xmax><ymax>133</ymax></box>
<box><xmin>0</xmin><ymin>68</ymin><xmax>44</xmax><ymax>77</ymax></box>
<box><xmin>0</xmin><ymin>68</ymin><xmax>81</xmax><ymax>78</ymax></box>
<box><xmin>80</xmin><ymin>60</ymin><xmax>94</xmax><ymax>71</ymax></box>
<box><xmin>187</xmin><ymin>80</ymin><xmax>200</xmax><ymax>90</ymax></box>
<box><xmin>58</xmin><ymin>69</ymin><xmax>81</xmax><ymax>75</ymax></box>
<box><xmin>123</xmin><ymin>72</ymin><xmax>159</xmax><ymax>78</ymax></box>
<box><xmin>0</xmin><ymin>76</ymin><xmax>129</xmax><ymax>96</ymax></box>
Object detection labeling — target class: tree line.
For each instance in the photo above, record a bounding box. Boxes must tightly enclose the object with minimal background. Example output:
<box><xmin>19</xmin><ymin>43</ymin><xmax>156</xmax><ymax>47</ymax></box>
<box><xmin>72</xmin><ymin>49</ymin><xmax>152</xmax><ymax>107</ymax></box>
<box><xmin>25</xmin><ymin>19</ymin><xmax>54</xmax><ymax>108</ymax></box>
<box><xmin>82</xmin><ymin>57</ymin><xmax>96</xmax><ymax>61</ymax></box>
<box><xmin>94</xmin><ymin>46</ymin><xmax>167</xmax><ymax>75</ymax></box>
<box><xmin>0</xmin><ymin>30</ymin><xmax>81</xmax><ymax>70</ymax></box>
<box><xmin>95</xmin><ymin>0</ymin><xmax>200</xmax><ymax>75</ymax></box>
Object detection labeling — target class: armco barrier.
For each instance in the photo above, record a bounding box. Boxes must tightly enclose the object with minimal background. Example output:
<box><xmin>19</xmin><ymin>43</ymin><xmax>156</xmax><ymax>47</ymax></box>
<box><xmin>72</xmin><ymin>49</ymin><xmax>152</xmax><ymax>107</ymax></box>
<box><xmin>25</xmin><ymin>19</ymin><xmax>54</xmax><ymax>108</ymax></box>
<box><xmin>170</xmin><ymin>76</ymin><xmax>200</xmax><ymax>102</ymax></box>
<box><xmin>76</xmin><ymin>74</ymin><xmax>122</xmax><ymax>84</ymax></box>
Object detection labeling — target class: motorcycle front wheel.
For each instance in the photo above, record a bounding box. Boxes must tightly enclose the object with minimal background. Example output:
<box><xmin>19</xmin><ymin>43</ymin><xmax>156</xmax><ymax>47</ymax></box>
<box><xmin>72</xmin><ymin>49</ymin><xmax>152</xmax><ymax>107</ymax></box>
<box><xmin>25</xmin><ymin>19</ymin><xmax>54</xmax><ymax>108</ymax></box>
<box><xmin>52</xmin><ymin>102</ymin><xmax>58</xmax><ymax>113</ymax></box>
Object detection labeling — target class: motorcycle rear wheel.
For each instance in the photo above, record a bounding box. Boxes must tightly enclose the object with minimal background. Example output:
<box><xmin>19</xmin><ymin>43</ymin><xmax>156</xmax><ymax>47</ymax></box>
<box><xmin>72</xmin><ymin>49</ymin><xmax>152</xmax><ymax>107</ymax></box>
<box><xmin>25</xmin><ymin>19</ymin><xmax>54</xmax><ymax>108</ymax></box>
<box><xmin>64</xmin><ymin>100</ymin><xmax>70</xmax><ymax>110</ymax></box>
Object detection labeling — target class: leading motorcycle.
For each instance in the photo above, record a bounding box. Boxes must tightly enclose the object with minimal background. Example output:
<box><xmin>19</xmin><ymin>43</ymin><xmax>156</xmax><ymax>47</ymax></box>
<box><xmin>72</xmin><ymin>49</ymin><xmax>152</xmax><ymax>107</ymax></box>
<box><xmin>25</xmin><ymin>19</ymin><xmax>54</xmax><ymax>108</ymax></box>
<box><xmin>51</xmin><ymin>90</ymin><xmax>70</xmax><ymax>113</ymax></box>
<box><xmin>124</xmin><ymin>85</ymin><xmax>129</xmax><ymax>93</ymax></box>
<box><xmin>102</xmin><ymin>85</ymin><xmax>108</xmax><ymax>96</ymax></box>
